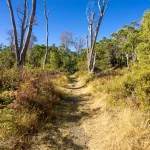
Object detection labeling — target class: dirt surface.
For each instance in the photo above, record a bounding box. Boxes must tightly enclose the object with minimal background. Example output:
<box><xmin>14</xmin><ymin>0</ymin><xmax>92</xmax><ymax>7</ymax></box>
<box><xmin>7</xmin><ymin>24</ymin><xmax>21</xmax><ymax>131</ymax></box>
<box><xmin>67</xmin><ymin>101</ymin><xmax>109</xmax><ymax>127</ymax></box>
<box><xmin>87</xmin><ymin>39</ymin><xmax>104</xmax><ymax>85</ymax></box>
<box><xmin>31</xmin><ymin>76</ymin><xmax>103</xmax><ymax>150</ymax></box>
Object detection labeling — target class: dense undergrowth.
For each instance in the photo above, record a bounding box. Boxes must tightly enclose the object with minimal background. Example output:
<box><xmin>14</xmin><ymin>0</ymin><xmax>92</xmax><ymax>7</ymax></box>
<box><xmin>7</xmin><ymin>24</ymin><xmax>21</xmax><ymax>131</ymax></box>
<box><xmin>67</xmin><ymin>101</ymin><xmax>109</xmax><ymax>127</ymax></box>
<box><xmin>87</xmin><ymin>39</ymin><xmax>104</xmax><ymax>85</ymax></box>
<box><xmin>0</xmin><ymin>68</ymin><xmax>69</xmax><ymax>149</ymax></box>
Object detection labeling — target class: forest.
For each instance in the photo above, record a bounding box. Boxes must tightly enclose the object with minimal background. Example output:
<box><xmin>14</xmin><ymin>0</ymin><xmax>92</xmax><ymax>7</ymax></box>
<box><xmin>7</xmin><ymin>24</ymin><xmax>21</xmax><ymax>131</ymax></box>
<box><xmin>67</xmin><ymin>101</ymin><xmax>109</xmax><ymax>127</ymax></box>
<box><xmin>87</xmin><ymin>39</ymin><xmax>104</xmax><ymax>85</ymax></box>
<box><xmin>0</xmin><ymin>0</ymin><xmax>150</xmax><ymax>149</ymax></box>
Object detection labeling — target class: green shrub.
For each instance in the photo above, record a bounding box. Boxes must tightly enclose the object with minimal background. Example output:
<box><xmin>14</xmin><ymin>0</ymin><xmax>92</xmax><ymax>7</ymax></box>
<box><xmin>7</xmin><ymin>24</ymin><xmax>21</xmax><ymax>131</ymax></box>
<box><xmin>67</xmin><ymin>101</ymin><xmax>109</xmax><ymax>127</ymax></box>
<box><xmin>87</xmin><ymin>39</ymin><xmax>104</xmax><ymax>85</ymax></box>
<box><xmin>0</xmin><ymin>91</ymin><xmax>15</xmax><ymax>105</ymax></box>
<box><xmin>107</xmin><ymin>68</ymin><xmax>150</xmax><ymax>111</ymax></box>
<box><xmin>0</xmin><ymin>48</ymin><xmax>15</xmax><ymax>69</ymax></box>
<box><xmin>0</xmin><ymin>69</ymin><xmax>21</xmax><ymax>91</ymax></box>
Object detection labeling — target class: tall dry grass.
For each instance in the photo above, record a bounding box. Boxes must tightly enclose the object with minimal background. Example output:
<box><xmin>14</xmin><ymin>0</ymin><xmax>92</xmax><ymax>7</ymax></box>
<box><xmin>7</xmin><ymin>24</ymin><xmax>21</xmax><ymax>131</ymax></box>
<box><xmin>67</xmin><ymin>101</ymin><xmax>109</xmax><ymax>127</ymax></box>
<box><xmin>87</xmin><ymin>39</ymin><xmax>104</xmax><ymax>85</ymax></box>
<box><xmin>86</xmin><ymin>68</ymin><xmax>150</xmax><ymax>150</ymax></box>
<box><xmin>0</xmin><ymin>68</ymin><xmax>69</xmax><ymax>149</ymax></box>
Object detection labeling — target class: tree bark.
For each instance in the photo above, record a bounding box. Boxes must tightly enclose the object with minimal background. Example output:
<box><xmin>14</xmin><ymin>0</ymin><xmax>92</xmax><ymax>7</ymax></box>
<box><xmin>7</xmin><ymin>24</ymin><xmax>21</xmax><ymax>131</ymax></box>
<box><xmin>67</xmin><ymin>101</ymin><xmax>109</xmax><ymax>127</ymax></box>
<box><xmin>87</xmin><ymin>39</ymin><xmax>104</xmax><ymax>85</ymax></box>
<box><xmin>86</xmin><ymin>0</ymin><xmax>110</xmax><ymax>73</ymax></box>
<box><xmin>43</xmin><ymin>0</ymin><xmax>50</xmax><ymax>68</ymax></box>
<box><xmin>6</xmin><ymin>0</ymin><xmax>20</xmax><ymax>64</ymax></box>
<box><xmin>19</xmin><ymin>0</ymin><xmax>28</xmax><ymax>52</ymax></box>
<box><xmin>6</xmin><ymin>0</ymin><xmax>37</xmax><ymax>67</ymax></box>
<box><xmin>19</xmin><ymin>0</ymin><xmax>37</xmax><ymax>66</ymax></box>
<box><xmin>126</xmin><ymin>53</ymin><xmax>129</xmax><ymax>68</ymax></box>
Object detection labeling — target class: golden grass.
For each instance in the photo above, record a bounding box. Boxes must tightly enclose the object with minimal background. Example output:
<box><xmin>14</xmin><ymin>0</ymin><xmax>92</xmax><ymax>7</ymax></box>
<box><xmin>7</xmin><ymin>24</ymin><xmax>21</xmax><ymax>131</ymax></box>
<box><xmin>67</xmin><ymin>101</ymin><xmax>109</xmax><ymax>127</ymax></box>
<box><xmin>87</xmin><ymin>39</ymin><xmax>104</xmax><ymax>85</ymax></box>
<box><xmin>0</xmin><ymin>68</ymin><xmax>68</xmax><ymax>149</ymax></box>
<box><xmin>84</xmin><ymin>107</ymin><xmax>150</xmax><ymax>150</ymax></box>
<box><xmin>84</xmin><ymin>69</ymin><xmax>150</xmax><ymax>150</ymax></box>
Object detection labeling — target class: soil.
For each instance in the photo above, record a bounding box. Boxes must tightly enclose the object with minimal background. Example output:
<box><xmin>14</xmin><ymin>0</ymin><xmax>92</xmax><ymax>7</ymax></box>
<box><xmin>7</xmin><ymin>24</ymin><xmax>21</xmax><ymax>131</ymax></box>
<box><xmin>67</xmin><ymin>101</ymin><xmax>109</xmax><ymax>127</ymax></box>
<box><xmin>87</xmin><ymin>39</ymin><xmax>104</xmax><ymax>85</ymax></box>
<box><xmin>31</xmin><ymin>76</ymin><xmax>103</xmax><ymax>150</ymax></box>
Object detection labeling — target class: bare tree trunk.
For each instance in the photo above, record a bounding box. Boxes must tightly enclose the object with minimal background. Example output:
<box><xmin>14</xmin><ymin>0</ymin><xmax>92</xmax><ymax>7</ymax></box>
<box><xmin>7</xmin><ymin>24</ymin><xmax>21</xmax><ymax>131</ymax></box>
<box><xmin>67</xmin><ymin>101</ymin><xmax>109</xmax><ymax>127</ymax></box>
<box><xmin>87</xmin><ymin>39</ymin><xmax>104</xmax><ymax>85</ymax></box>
<box><xmin>19</xmin><ymin>0</ymin><xmax>37</xmax><ymax>66</ymax></box>
<box><xmin>86</xmin><ymin>35</ymin><xmax>90</xmax><ymax>71</ymax></box>
<box><xmin>88</xmin><ymin>51</ymin><xmax>96</xmax><ymax>72</ymax></box>
<box><xmin>6</xmin><ymin>0</ymin><xmax>37</xmax><ymax>67</ymax></box>
<box><xmin>126</xmin><ymin>53</ymin><xmax>129</xmax><ymax>68</ymax></box>
<box><xmin>43</xmin><ymin>0</ymin><xmax>50</xmax><ymax>69</ymax></box>
<box><xmin>6</xmin><ymin>0</ymin><xmax>20</xmax><ymax>64</ymax></box>
<box><xmin>86</xmin><ymin>0</ymin><xmax>110</xmax><ymax>73</ymax></box>
<box><xmin>19</xmin><ymin>0</ymin><xmax>28</xmax><ymax>52</ymax></box>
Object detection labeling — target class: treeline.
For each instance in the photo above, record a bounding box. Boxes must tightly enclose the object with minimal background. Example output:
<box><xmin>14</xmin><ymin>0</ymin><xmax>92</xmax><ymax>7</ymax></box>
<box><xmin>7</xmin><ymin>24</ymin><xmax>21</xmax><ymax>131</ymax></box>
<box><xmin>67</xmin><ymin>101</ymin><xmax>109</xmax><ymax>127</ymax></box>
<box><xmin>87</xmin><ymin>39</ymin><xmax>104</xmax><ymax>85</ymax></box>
<box><xmin>1</xmin><ymin>11</ymin><xmax>150</xmax><ymax>74</ymax></box>
<box><xmin>0</xmin><ymin>44</ymin><xmax>78</xmax><ymax>74</ymax></box>
<box><xmin>78</xmin><ymin>11</ymin><xmax>150</xmax><ymax>72</ymax></box>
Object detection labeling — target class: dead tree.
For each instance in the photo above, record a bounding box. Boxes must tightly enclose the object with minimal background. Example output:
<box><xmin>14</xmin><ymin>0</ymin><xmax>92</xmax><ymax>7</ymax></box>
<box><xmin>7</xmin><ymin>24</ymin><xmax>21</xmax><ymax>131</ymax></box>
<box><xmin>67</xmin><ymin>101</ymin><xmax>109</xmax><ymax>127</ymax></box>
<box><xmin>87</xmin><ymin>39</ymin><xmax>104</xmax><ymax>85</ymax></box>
<box><xmin>6</xmin><ymin>0</ymin><xmax>37</xmax><ymax>66</ymax></box>
<box><xmin>60</xmin><ymin>31</ymin><xmax>73</xmax><ymax>51</ymax></box>
<box><xmin>6</xmin><ymin>29</ymin><xmax>14</xmax><ymax>52</ymax></box>
<box><xmin>43</xmin><ymin>0</ymin><xmax>50</xmax><ymax>68</ymax></box>
<box><xmin>28</xmin><ymin>33</ymin><xmax>37</xmax><ymax>49</ymax></box>
<box><xmin>86</xmin><ymin>0</ymin><xmax>110</xmax><ymax>73</ymax></box>
<box><xmin>72</xmin><ymin>37</ymin><xmax>85</xmax><ymax>56</ymax></box>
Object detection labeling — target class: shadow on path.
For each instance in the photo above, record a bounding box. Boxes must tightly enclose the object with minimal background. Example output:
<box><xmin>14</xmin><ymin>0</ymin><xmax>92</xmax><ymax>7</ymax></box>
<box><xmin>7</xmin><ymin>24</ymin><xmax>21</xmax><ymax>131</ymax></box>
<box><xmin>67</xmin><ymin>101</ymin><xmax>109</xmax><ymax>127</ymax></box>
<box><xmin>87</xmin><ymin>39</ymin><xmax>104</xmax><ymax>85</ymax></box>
<box><xmin>32</xmin><ymin>77</ymin><xmax>90</xmax><ymax>150</ymax></box>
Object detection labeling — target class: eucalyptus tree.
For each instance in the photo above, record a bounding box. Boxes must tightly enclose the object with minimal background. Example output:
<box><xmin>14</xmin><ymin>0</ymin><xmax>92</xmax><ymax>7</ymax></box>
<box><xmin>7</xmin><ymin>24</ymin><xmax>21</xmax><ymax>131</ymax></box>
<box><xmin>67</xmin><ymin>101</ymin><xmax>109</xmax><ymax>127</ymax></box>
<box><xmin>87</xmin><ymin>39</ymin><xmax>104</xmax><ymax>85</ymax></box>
<box><xmin>86</xmin><ymin>0</ymin><xmax>110</xmax><ymax>73</ymax></box>
<box><xmin>60</xmin><ymin>31</ymin><xmax>73</xmax><ymax>51</ymax></box>
<box><xmin>72</xmin><ymin>37</ymin><xmax>85</xmax><ymax>56</ymax></box>
<box><xmin>6</xmin><ymin>0</ymin><xmax>37</xmax><ymax>66</ymax></box>
<box><xmin>43</xmin><ymin>0</ymin><xmax>50</xmax><ymax>68</ymax></box>
<box><xmin>6</xmin><ymin>29</ymin><xmax>14</xmax><ymax>52</ymax></box>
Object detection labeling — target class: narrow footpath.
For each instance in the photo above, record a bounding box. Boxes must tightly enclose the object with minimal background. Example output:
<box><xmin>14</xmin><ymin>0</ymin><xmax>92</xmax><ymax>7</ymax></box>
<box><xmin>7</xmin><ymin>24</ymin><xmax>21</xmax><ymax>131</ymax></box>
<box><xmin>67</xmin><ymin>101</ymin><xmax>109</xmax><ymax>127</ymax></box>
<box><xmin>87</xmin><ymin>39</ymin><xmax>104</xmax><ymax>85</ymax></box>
<box><xmin>32</xmin><ymin>76</ymin><xmax>104</xmax><ymax>150</ymax></box>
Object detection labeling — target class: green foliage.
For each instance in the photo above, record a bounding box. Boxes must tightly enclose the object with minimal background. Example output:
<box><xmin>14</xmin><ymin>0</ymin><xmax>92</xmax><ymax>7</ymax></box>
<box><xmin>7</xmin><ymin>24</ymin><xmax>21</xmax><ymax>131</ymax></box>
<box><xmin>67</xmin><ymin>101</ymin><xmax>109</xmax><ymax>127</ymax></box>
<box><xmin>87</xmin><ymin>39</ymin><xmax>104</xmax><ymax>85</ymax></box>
<box><xmin>0</xmin><ymin>69</ymin><xmax>21</xmax><ymax>91</ymax></box>
<box><xmin>0</xmin><ymin>47</ymin><xmax>15</xmax><ymax>69</ymax></box>
<box><xmin>26</xmin><ymin>44</ymin><xmax>77</xmax><ymax>74</ymax></box>
<box><xmin>137</xmin><ymin>42</ymin><xmax>150</xmax><ymax>65</ymax></box>
<box><xmin>0</xmin><ymin>91</ymin><xmax>15</xmax><ymax>105</ymax></box>
<box><xmin>95</xmin><ymin>39</ymin><xmax>111</xmax><ymax>70</ymax></box>
<box><xmin>61</xmin><ymin>52</ymin><xmax>77</xmax><ymax>74</ymax></box>
<box><xmin>28</xmin><ymin>44</ymin><xmax>45</xmax><ymax>67</ymax></box>
<box><xmin>107</xmin><ymin>68</ymin><xmax>150</xmax><ymax>111</ymax></box>
<box><xmin>50</xmin><ymin>51</ymin><xmax>61</xmax><ymax>69</ymax></box>
<box><xmin>141</xmin><ymin>11</ymin><xmax>150</xmax><ymax>41</ymax></box>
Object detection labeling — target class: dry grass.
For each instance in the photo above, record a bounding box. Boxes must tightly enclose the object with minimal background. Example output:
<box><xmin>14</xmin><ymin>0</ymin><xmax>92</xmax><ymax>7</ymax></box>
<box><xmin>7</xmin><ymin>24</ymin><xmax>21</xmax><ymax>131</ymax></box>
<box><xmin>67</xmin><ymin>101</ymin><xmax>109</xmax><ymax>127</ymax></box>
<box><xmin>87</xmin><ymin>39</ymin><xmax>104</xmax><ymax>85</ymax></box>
<box><xmin>82</xmin><ymin>69</ymin><xmax>150</xmax><ymax>150</ymax></box>
<box><xmin>0</xmin><ymin>68</ymin><xmax>68</xmax><ymax>149</ymax></box>
<box><xmin>84</xmin><ymin>107</ymin><xmax>150</xmax><ymax>150</ymax></box>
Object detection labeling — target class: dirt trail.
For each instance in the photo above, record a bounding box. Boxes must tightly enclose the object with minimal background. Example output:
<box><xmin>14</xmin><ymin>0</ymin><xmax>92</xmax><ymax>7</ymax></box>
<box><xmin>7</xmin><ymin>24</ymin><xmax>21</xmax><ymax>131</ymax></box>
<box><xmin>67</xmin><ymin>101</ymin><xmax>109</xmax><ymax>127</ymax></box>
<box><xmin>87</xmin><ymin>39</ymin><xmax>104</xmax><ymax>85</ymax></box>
<box><xmin>32</xmin><ymin>76</ymin><xmax>103</xmax><ymax>150</ymax></box>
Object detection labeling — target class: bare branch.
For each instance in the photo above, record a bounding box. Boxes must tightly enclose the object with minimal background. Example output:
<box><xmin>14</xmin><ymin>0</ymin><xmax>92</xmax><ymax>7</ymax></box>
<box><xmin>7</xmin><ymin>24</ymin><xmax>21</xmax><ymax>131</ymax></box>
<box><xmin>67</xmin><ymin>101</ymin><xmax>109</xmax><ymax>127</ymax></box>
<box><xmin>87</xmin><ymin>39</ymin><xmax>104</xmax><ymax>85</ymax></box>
<box><xmin>98</xmin><ymin>0</ymin><xmax>102</xmax><ymax>13</ymax></box>
<box><xmin>24</xmin><ymin>19</ymin><xmax>38</xmax><ymax>31</ymax></box>
<box><xmin>86</xmin><ymin>7</ymin><xmax>90</xmax><ymax>23</ymax></box>
<box><xmin>60</xmin><ymin>31</ymin><xmax>73</xmax><ymax>51</ymax></box>
<box><xmin>17</xmin><ymin>8</ymin><xmax>23</xmax><ymax>22</ymax></box>
<box><xmin>103</xmin><ymin>0</ymin><xmax>110</xmax><ymax>15</ymax></box>
<box><xmin>72</xmin><ymin>37</ymin><xmax>86</xmax><ymax>54</ymax></box>
<box><xmin>44</xmin><ymin>0</ymin><xmax>50</xmax><ymax>19</ymax></box>
<box><xmin>103</xmin><ymin>0</ymin><xmax>105</xmax><ymax>5</ymax></box>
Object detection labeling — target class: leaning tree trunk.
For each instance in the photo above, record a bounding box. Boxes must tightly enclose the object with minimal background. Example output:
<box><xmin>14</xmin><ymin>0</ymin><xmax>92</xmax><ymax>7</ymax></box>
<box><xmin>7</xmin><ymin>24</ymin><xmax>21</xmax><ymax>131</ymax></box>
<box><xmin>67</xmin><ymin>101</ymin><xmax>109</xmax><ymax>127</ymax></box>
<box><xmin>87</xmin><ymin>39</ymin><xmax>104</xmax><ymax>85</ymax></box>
<box><xmin>86</xmin><ymin>0</ymin><xmax>110</xmax><ymax>73</ymax></box>
<box><xmin>6</xmin><ymin>0</ymin><xmax>20</xmax><ymax>64</ymax></box>
<box><xmin>88</xmin><ymin>49</ymin><xmax>96</xmax><ymax>73</ymax></box>
<box><xmin>43</xmin><ymin>0</ymin><xmax>50</xmax><ymax>69</ymax></box>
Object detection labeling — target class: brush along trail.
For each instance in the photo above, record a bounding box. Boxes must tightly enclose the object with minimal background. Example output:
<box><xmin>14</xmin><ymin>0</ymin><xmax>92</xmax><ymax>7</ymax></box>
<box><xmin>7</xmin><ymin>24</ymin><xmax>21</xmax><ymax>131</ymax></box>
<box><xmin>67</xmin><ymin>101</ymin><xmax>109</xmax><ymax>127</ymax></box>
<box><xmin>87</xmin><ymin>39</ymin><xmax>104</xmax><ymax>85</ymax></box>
<box><xmin>32</xmin><ymin>76</ymin><xmax>104</xmax><ymax>150</ymax></box>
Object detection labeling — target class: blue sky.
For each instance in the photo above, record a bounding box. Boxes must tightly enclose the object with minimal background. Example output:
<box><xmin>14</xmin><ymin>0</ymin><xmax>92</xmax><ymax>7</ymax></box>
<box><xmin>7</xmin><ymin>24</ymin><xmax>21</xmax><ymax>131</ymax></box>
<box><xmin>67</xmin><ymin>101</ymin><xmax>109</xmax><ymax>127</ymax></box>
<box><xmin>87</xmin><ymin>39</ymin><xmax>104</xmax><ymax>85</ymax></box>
<box><xmin>0</xmin><ymin>0</ymin><xmax>150</xmax><ymax>48</ymax></box>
